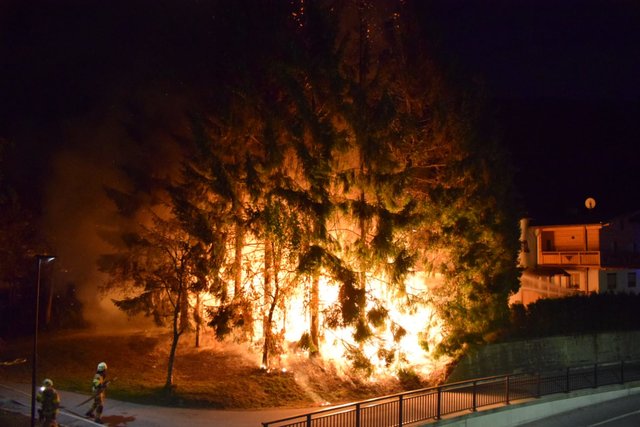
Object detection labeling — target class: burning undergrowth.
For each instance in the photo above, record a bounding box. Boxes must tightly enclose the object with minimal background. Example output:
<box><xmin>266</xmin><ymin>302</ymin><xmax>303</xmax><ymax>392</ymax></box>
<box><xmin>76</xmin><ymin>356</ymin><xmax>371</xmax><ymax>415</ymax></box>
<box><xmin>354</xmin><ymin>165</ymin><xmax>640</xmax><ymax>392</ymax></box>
<box><xmin>0</xmin><ymin>329</ymin><xmax>445</xmax><ymax>409</ymax></box>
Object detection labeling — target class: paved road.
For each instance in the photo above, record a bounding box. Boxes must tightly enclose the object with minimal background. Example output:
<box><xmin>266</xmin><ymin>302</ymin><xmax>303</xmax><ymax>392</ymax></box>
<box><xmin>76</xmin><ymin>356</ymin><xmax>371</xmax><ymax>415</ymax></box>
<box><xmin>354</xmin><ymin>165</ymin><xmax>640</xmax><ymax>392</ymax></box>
<box><xmin>518</xmin><ymin>392</ymin><xmax>640</xmax><ymax>427</ymax></box>
<box><xmin>7</xmin><ymin>381</ymin><xmax>640</xmax><ymax>427</ymax></box>
<box><xmin>0</xmin><ymin>382</ymin><xmax>313</xmax><ymax>427</ymax></box>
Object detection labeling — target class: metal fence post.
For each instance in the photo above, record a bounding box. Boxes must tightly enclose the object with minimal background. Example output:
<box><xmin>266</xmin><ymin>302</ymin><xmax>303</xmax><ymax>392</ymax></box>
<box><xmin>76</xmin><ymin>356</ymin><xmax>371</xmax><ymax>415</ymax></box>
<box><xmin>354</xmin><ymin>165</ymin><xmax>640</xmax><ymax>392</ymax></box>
<box><xmin>536</xmin><ymin>372</ymin><xmax>541</xmax><ymax>398</ymax></box>
<box><xmin>398</xmin><ymin>394</ymin><xmax>404</xmax><ymax>426</ymax></box>
<box><xmin>436</xmin><ymin>386</ymin><xmax>442</xmax><ymax>420</ymax></box>
<box><xmin>566</xmin><ymin>367</ymin><xmax>570</xmax><ymax>393</ymax></box>
<box><xmin>505</xmin><ymin>375</ymin><xmax>510</xmax><ymax>405</ymax></box>
<box><xmin>307</xmin><ymin>413</ymin><xmax>312</xmax><ymax>427</ymax></box>
<box><xmin>355</xmin><ymin>402</ymin><xmax>361</xmax><ymax>427</ymax></box>
<box><xmin>472</xmin><ymin>380</ymin><xmax>477</xmax><ymax>412</ymax></box>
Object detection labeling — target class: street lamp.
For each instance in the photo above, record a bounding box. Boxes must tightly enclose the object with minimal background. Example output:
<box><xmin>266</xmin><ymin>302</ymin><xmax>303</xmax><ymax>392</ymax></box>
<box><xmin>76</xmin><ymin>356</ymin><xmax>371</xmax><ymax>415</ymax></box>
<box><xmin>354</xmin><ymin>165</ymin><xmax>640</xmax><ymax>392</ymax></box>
<box><xmin>31</xmin><ymin>255</ymin><xmax>55</xmax><ymax>427</ymax></box>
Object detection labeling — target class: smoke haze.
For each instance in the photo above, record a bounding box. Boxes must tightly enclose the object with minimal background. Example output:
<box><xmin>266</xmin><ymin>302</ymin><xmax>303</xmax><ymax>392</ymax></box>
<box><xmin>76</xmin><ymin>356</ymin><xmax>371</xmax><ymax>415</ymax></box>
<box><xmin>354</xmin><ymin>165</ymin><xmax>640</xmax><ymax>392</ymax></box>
<box><xmin>40</xmin><ymin>95</ymin><xmax>187</xmax><ymax>329</ymax></box>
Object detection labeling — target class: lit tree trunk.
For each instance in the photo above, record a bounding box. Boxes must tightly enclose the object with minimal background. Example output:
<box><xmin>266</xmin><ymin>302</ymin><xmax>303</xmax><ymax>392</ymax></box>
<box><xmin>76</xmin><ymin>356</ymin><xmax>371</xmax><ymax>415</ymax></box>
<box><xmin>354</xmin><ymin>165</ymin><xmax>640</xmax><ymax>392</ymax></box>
<box><xmin>262</xmin><ymin>239</ymin><xmax>274</xmax><ymax>369</ymax></box>
<box><xmin>235</xmin><ymin>220</ymin><xmax>254</xmax><ymax>341</ymax></box>
<box><xmin>233</xmin><ymin>220</ymin><xmax>244</xmax><ymax>298</ymax></box>
<box><xmin>358</xmin><ymin>191</ymin><xmax>368</xmax><ymax>290</ymax></box>
<box><xmin>194</xmin><ymin>293</ymin><xmax>201</xmax><ymax>348</ymax></box>
<box><xmin>233</xmin><ymin>191</ymin><xmax>255</xmax><ymax>340</ymax></box>
<box><xmin>309</xmin><ymin>274</ymin><xmax>320</xmax><ymax>356</ymax></box>
<box><xmin>165</xmin><ymin>289</ymin><xmax>184</xmax><ymax>391</ymax></box>
<box><xmin>356</xmin><ymin>1</ymin><xmax>370</xmax><ymax>299</ymax></box>
<box><xmin>232</xmin><ymin>183</ymin><xmax>245</xmax><ymax>300</ymax></box>
<box><xmin>263</xmin><ymin>278</ymin><xmax>281</xmax><ymax>370</ymax></box>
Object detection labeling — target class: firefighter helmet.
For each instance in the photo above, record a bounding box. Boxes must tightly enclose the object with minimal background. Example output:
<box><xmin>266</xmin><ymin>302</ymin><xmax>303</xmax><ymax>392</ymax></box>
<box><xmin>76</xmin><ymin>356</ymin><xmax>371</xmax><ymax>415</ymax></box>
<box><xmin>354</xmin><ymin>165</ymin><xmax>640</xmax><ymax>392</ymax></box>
<box><xmin>42</xmin><ymin>378</ymin><xmax>53</xmax><ymax>387</ymax></box>
<box><xmin>97</xmin><ymin>362</ymin><xmax>107</xmax><ymax>372</ymax></box>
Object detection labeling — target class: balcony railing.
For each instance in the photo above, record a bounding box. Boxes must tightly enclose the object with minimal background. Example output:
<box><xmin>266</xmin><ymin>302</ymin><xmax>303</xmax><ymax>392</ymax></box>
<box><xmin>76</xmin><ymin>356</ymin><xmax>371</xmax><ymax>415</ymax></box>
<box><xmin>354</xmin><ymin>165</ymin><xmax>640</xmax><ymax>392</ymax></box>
<box><xmin>519</xmin><ymin>275</ymin><xmax>583</xmax><ymax>297</ymax></box>
<box><xmin>539</xmin><ymin>251</ymin><xmax>600</xmax><ymax>266</ymax></box>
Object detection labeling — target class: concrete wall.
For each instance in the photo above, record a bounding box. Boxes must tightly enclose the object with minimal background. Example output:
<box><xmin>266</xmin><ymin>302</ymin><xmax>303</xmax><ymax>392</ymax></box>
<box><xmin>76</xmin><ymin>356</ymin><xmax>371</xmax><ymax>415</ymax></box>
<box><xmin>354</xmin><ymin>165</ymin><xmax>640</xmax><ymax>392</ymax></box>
<box><xmin>447</xmin><ymin>330</ymin><xmax>640</xmax><ymax>383</ymax></box>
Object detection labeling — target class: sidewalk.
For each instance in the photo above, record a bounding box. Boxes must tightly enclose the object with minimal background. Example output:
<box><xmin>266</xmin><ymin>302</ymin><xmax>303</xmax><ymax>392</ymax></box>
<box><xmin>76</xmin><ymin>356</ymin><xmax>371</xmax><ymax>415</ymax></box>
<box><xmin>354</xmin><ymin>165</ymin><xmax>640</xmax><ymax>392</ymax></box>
<box><xmin>0</xmin><ymin>382</ymin><xmax>312</xmax><ymax>427</ymax></box>
<box><xmin>429</xmin><ymin>382</ymin><xmax>640</xmax><ymax>427</ymax></box>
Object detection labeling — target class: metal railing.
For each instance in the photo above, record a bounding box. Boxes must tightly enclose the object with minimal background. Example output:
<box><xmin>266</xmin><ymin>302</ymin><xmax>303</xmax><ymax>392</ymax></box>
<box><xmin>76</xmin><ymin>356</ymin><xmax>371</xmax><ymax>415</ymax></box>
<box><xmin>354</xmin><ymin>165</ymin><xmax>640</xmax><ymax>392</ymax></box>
<box><xmin>261</xmin><ymin>359</ymin><xmax>640</xmax><ymax>427</ymax></box>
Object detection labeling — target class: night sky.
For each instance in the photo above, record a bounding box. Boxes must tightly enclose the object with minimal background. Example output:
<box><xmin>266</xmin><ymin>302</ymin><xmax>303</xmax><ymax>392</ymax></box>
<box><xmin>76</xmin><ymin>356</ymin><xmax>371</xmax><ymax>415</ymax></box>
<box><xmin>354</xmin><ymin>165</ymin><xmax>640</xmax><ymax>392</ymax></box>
<box><xmin>2</xmin><ymin>0</ymin><xmax>639</xmax><ymax>224</ymax></box>
<box><xmin>422</xmin><ymin>0</ymin><xmax>640</xmax><ymax>223</ymax></box>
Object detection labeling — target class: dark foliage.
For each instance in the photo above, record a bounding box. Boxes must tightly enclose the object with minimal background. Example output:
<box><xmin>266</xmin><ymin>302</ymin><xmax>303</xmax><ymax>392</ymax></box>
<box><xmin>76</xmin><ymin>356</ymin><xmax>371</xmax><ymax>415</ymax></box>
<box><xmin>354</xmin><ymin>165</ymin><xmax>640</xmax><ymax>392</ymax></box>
<box><xmin>503</xmin><ymin>293</ymin><xmax>640</xmax><ymax>340</ymax></box>
<box><xmin>207</xmin><ymin>301</ymin><xmax>247</xmax><ymax>340</ymax></box>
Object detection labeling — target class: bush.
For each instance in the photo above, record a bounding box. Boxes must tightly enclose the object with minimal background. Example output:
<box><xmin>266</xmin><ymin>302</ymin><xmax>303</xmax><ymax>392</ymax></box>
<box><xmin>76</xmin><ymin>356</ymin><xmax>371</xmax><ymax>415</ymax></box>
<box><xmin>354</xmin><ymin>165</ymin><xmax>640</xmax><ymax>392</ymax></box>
<box><xmin>503</xmin><ymin>293</ymin><xmax>640</xmax><ymax>340</ymax></box>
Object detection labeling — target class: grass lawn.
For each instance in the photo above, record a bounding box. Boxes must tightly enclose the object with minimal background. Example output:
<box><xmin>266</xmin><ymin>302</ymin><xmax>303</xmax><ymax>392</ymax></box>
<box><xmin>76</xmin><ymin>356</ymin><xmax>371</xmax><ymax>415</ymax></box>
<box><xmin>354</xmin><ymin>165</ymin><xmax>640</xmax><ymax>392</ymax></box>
<box><xmin>0</xmin><ymin>329</ymin><xmax>416</xmax><ymax>410</ymax></box>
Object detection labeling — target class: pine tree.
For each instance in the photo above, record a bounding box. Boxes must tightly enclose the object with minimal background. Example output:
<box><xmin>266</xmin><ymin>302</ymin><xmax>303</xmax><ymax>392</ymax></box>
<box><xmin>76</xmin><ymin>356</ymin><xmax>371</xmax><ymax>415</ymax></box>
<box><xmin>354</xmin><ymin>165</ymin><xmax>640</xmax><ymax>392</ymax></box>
<box><xmin>397</xmin><ymin>0</ymin><xmax>521</xmax><ymax>357</ymax></box>
<box><xmin>283</xmin><ymin>0</ymin><xmax>423</xmax><ymax>372</ymax></box>
<box><xmin>201</xmin><ymin>1</ymin><xmax>316</xmax><ymax>367</ymax></box>
<box><xmin>98</xmin><ymin>202</ymin><xmax>204</xmax><ymax>390</ymax></box>
<box><xmin>168</xmin><ymin>137</ymin><xmax>231</xmax><ymax>347</ymax></box>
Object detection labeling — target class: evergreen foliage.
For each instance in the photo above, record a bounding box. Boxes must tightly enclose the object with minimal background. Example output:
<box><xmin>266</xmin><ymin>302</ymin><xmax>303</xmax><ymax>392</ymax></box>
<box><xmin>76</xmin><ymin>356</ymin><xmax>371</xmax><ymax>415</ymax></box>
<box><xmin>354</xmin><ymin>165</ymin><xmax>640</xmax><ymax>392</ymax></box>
<box><xmin>98</xmin><ymin>0</ymin><xmax>521</xmax><ymax>378</ymax></box>
<box><xmin>98</xmin><ymin>204</ymin><xmax>210</xmax><ymax>389</ymax></box>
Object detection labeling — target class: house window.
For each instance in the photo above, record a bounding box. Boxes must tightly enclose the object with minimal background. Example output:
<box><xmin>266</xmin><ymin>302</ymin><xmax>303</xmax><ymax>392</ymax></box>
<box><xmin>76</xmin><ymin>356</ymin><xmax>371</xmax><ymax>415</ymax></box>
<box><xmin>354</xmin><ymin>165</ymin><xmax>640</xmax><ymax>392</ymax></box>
<box><xmin>607</xmin><ymin>273</ymin><xmax>617</xmax><ymax>290</ymax></box>
<box><xmin>545</xmin><ymin>239</ymin><xmax>552</xmax><ymax>251</ymax></box>
<box><xmin>629</xmin><ymin>272</ymin><xmax>637</xmax><ymax>288</ymax></box>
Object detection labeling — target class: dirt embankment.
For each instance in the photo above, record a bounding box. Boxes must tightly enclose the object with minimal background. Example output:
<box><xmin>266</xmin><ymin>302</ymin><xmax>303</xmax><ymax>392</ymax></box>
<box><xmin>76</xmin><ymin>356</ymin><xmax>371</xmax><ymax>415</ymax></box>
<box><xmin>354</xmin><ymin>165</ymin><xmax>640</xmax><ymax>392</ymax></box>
<box><xmin>0</xmin><ymin>329</ymin><xmax>430</xmax><ymax>410</ymax></box>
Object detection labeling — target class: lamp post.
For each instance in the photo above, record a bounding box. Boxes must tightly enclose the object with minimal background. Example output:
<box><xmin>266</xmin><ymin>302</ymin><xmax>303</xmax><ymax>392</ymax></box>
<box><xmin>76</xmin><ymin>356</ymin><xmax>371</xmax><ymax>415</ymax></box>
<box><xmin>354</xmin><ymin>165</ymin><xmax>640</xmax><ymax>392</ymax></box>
<box><xmin>31</xmin><ymin>255</ymin><xmax>55</xmax><ymax>427</ymax></box>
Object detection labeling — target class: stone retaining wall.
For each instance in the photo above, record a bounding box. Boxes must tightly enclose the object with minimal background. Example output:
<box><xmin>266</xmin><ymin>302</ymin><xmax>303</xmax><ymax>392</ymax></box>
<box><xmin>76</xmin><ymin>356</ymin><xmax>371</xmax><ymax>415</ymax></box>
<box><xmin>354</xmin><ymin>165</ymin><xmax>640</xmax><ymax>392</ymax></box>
<box><xmin>447</xmin><ymin>330</ymin><xmax>640</xmax><ymax>382</ymax></box>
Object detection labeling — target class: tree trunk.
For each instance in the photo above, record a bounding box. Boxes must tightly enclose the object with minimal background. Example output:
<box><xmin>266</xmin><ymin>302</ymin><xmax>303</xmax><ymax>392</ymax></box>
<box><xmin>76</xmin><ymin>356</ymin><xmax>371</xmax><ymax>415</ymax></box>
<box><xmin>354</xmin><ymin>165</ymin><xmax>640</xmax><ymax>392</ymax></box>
<box><xmin>358</xmin><ymin>191</ymin><xmax>368</xmax><ymax>292</ymax></box>
<box><xmin>262</xmin><ymin>239</ymin><xmax>273</xmax><ymax>369</ymax></box>
<box><xmin>194</xmin><ymin>293</ymin><xmax>201</xmax><ymax>348</ymax></box>
<box><xmin>234</xmin><ymin>220</ymin><xmax>244</xmax><ymax>298</ymax></box>
<box><xmin>165</xmin><ymin>297</ymin><xmax>183</xmax><ymax>390</ymax></box>
<box><xmin>309</xmin><ymin>274</ymin><xmax>320</xmax><ymax>356</ymax></box>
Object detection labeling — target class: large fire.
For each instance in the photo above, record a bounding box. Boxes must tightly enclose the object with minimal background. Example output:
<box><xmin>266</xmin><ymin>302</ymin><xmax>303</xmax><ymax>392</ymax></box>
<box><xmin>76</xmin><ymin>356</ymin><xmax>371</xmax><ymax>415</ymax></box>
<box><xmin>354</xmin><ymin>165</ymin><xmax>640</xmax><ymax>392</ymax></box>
<box><xmin>179</xmin><ymin>144</ymin><xmax>452</xmax><ymax>380</ymax></box>
<box><xmin>309</xmin><ymin>273</ymin><xmax>446</xmax><ymax>377</ymax></box>
<box><xmin>197</xmin><ymin>239</ymin><xmax>449</xmax><ymax>380</ymax></box>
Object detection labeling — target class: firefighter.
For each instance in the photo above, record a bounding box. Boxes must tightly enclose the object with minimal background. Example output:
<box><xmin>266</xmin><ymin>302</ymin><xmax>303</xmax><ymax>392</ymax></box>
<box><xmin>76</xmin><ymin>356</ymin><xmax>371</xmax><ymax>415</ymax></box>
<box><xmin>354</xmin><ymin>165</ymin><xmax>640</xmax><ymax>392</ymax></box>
<box><xmin>36</xmin><ymin>378</ymin><xmax>60</xmax><ymax>427</ymax></box>
<box><xmin>85</xmin><ymin>361</ymin><xmax>108</xmax><ymax>424</ymax></box>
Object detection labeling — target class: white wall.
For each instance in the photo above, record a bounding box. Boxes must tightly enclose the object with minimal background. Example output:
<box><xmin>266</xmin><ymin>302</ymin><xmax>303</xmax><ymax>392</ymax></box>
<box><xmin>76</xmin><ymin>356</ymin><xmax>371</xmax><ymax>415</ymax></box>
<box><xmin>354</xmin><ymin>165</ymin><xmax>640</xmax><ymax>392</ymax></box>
<box><xmin>597</xmin><ymin>269</ymin><xmax>640</xmax><ymax>294</ymax></box>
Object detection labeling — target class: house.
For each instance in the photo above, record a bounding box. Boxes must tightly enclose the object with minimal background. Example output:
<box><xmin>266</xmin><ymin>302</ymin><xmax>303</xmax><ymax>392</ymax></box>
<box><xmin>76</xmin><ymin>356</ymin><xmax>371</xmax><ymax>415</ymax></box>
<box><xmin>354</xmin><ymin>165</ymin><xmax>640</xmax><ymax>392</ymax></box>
<box><xmin>511</xmin><ymin>210</ymin><xmax>640</xmax><ymax>305</ymax></box>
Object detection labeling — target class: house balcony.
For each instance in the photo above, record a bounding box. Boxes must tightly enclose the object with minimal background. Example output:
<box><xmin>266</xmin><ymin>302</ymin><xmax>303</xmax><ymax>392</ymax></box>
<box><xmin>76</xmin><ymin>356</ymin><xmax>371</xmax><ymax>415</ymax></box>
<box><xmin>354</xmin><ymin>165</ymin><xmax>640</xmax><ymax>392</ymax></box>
<box><xmin>539</xmin><ymin>251</ymin><xmax>600</xmax><ymax>266</ymax></box>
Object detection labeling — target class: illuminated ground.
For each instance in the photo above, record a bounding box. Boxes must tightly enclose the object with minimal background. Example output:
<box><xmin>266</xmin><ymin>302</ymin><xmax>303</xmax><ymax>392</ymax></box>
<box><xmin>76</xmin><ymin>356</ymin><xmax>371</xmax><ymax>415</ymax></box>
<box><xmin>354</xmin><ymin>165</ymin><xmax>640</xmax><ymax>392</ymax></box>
<box><xmin>0</xmin><ymin>329</ymin><xmax>433</xmax><ymax>410</ymax></box>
